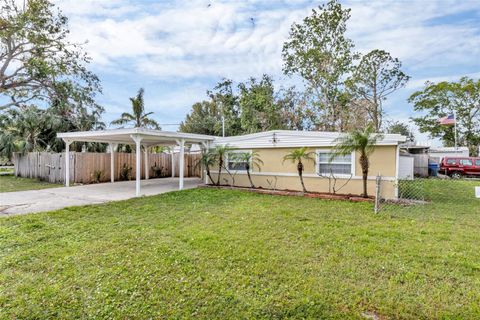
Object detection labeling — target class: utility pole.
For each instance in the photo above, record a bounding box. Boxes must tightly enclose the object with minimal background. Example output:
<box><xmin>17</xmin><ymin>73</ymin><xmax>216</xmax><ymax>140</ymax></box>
<box><xmin>222</xmin><ymin>116</ymin><xmax>225</xmax><ymax>137</ymax></box>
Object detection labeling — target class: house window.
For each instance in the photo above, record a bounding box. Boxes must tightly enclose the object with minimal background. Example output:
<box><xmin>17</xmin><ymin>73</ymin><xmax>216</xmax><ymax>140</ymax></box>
<box><xmin>227</xmin><ymin>151</ymin><xmax>251</xmax><ymax>171</ymax></box>
<box><xmin>317</xmin><ymin>151</ymin><xmax>353</xmax><ymax>175</ymax></box>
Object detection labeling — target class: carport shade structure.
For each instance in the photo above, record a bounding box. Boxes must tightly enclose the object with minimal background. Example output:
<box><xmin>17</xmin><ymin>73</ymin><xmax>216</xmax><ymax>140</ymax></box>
<box><xmin>57</xmin><ymin>128</ymin><xmax>215</xmax><ymax>196</ymax></box>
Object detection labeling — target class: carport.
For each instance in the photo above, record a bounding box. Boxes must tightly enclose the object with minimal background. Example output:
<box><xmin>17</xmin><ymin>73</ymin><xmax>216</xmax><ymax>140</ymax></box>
<box><xmin>57</xmin><ymin>128</ymin><xmax>215</xmax><ymax>196</ymax></box>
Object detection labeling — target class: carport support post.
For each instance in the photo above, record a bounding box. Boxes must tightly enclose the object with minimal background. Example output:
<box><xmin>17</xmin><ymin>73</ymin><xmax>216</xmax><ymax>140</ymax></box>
<box><xmin>109</xmin><ymin>143</ymin><xmax>117</xmax><ymax>183</ymax></box>
<box><xmin>178</xmin><ymin>139</ymin><xmax>185</xmax><ymax>190</ymax></box>
<box><xmin>131</xmin><ymin>134</ymin><xmax>143</xmax><ymax>197</ymax></box>
<box><xmin>144</xmin><ymin>146</ymin><xmax>149</xmax><ymax>180</ymax></box>
<box><xmin>63</xmin><ymin>139</ymin><xmax>73</xmax><ymax>187</ymax></box>
<box><xmin>171</xmin><ymin>150</ymin><xmax>175</xmax><ymax>178</ymax></box>
<box><xmin>202</xmin><ymin>141</ymin><xmax>209</xmax><ymax>184</ymax></box>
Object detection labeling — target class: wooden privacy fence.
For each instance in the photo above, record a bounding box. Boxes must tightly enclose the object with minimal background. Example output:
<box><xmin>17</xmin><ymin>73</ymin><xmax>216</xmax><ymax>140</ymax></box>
<box><xmin>13</xmin><ymin>152</ymin><xmax>201</xmax><ymax>184</ymax></box>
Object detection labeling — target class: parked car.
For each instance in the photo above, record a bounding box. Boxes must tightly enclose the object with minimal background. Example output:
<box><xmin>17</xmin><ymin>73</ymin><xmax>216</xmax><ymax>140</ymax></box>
<box><xmin>440</xmin><ymin>157</ymin><xmax>480</xmax><ymax>178</ymax></box>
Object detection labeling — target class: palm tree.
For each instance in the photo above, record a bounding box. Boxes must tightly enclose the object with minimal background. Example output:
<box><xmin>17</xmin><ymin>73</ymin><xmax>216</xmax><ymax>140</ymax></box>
<box><xmin>111</xmin><ymin>88</ymin><xmax>160</xmax><ymax>129</ymax></box>
<box><xmin>283</xmin><ymin>147</ymin><xmax>315</xmax><ymax>193</ymax></box>
<box><xmin>195</xmin><ymin>149</ymin><xmax>216</xmax><ymax>185</ymax></box>
<box><xmin>212</xmin><ymin>145</ymin><xmax>232</xmax><ymax>186</ymax></box>
<box><xmin>0</xmin><ymin>107</ymin><xmax>49</xmax><ymax>159</ymax></box>
<box><xmin>332</xmin><ymin>125</ymin><xmax>381</xmax><ymax>198</ymax></box>
<box><xmin>235</xmin><ymin>151</ymin><xmax>263</xmax><ymax>188</ymax></box>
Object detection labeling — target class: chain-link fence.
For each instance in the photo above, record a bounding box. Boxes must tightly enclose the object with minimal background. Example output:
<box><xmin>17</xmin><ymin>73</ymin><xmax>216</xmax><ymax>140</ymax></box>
<box><xmin>374</xmin><ymin>176</ymin><xmax>479</xmax><ymax>214</ymax></box>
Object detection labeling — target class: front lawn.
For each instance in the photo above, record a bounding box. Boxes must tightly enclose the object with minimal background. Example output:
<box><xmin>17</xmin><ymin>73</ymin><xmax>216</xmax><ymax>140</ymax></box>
<box><xmin>0</xmin><ymin>180</ymin><xmax>479</xmax><ymax>319</ymax></box>
<box><xmin>0</xmin><ymin>175</ymin><xmax>61</xmax><ymax>193</ymax></box>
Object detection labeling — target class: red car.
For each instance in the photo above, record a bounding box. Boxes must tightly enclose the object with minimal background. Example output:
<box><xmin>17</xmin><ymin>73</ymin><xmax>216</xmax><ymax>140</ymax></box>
<box><xmin>440</xmin><ymin>157</ymin><xmax>480</xmax><ymax>178</ymax></box>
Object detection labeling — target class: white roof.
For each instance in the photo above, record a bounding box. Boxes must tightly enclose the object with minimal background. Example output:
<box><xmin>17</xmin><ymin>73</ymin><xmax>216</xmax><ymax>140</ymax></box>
<box><xmin>429</xmin><ymin>147</ymin><xmax>469</xmax><ymax>153</ymax></box>
<box><xmin>57</xmin><ymin>128</ymin><xmax>215</xmax><ymax>147</ymax></box>
<box><xmin>57</xmin><ymin>128</ymin><xmax>406</xmax><ymax>149</ymax></box>
<box><xmin>213</xmin><ymin>130</ymin><xmax>406</xmax><ymax>149</ymax></box>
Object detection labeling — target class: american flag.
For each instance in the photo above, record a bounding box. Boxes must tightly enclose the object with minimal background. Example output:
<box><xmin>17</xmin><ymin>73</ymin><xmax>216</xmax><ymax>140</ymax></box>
<box><xmin>438</xmin><ymin>114</ymin><xmax>455</xmax><ymax>125</ymax></box>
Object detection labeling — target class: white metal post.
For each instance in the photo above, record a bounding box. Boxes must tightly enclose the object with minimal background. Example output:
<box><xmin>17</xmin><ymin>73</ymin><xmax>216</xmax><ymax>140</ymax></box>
<box><xmin>171</xmin><ymin>150</ymin><xmax>175</xmax><ymax>178</ymax></box>
<box><xmin>144</xmin><ymin>146</ymin><xmax>149</xmax><ymax>180</ymax></box>
<box><xmin>179</xmin><ymin>139</ymin><xmax>185</xmax><ymax>190</ymax></box>
<box><xmin>131</xmin><ymin>135</ymin><xmax>143</xmax><ymax>197</ymax></box>
<box><xmin>109</xmin><ymin>143</ymin><xmax>117</xmax><ymax>183</ymax></box>
<box><xmin>202</xmin><ymin>141</ymin><xmax>209</xmax><ymax>184</ymax></box>
<box><xmin>63</xmin><ymin>139</ymin><xmax>73</xmax><ymax>187</ymax></box>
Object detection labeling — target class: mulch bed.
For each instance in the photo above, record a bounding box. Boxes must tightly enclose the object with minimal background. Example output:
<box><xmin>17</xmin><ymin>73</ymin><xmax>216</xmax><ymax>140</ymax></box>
<box><xmin>200</xmin><ymin>184</ymin><xmax>374</xmax><ymax>203</ymax></box>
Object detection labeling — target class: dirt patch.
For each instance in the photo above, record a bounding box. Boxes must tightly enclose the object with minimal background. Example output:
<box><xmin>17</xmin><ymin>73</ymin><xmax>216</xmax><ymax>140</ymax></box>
<box><xmin>200</xmin><ymin>185</ymin><xmax>374</xmax><ymax>202</ymax></box>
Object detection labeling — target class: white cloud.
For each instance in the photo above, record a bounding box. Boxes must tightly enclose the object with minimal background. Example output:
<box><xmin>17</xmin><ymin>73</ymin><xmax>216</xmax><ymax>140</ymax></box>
<box><xmin>58</xmin><ymin>0</ymin><xmax>480</xmax><ymax>82</ymax></box>
<box><xmin>50</xmin><ymin>0</ymin><xmax>480</xmax><ymax>133</ymax></box>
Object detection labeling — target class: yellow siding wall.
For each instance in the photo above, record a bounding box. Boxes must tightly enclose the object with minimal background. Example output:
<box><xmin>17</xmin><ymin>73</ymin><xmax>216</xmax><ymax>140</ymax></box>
<box><xmin>211</xmin><ymin>172</ymin><xmax>397</xmax><ymax>199</ymax></box>
<box><xmin>212</xmin><ymin>145</ymin><xmax>398</xmax><ymax>199</ymax></box>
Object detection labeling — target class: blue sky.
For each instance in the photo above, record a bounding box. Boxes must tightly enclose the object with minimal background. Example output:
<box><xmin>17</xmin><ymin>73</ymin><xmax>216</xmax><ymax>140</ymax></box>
<box><xmin>57</xmin><ymin>0</ymin><xmax>480</xmax><ymax>144</ymax></box>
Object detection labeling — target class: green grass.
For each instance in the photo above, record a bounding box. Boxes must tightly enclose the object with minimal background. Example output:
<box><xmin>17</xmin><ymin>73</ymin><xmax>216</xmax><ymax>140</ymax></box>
<box><xmin>0</xmin><ymin>180</ymin><xmax>479</xmax><ymax>319</ymax></box>
<box><xmin>0</xmin><ymin>175</ymin><xmax>61</xmax><ymax>193</ymax></box>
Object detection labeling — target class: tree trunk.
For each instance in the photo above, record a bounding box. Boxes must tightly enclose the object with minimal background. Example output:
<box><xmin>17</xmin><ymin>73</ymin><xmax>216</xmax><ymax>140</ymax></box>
<box><xmin>360</xmin><ymin>152</ymin><xmax>369</xmax><ymax>198</ymax></box>
<box><xmin>206</xmin><ymin>166</ymin><xmax>215</xmax><ymax>185</ymax></box>
<box><xmin>298</xmin><ymin>161</ymin><xmax>307</xmax><ymax>193</ymax></box>
<box><xmin>246</xmin><ymin>163</ymin><xmax>254</xmax><ymax>188</ymax></box>
<box><xmin>216</xmin><ymin>159</ymin><xmax>223</xmax><ymax>186</ymax></box>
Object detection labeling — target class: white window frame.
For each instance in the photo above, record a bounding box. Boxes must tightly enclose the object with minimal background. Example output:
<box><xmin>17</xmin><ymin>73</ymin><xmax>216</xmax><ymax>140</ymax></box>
<box><xmin>316</xmin><ymin>149</ymin><xmax>355</xmax><ymax>178</ymax></box>
<box><xmin>225</xmin><ymin>150</ymin><xmax>252</xmax><ymax>172</ymax></box>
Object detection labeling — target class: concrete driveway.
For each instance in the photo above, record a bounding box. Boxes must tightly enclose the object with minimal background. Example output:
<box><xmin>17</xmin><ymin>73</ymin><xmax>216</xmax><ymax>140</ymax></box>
<box><xmin>0</xmin><ymin>178</ymin><xmax>201</xmax><ymax>216</ymax></box>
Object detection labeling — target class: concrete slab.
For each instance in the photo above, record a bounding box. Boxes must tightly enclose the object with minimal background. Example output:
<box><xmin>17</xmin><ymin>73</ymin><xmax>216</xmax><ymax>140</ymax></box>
<box><xmin>0</xmin><ymin>178</ymin><xmax>201</xmax><ymax>216</ymax></box>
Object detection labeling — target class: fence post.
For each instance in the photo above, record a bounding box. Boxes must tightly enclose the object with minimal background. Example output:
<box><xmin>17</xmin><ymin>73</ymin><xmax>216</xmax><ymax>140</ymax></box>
<box><xmin>374</xmin><ymin>175</ymin><xmax>381</xmax><ymax>214</ymax></box>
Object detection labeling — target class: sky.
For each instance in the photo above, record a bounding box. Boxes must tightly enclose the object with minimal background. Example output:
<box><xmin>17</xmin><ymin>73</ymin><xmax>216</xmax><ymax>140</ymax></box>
<box><xmin>55</xmin><ymin>0</ymin><xmax>480</xmax><ymax>145</ymax></box>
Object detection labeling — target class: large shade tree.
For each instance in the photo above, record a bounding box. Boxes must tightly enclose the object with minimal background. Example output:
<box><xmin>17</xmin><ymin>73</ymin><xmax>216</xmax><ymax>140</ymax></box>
<box><xmin>347</xmin><ymin>50</ymin><xmax>410</xmax><ymax>131</ymax></box>
<box><xmin>0</xmin><ymin>0</ymin><xmax>101</xmax><ymax>111</ymax></box>
<box><xmin>238</xmin><ymin>75</ymin><xmax>283</xmax><ymax>133</ymax></box>
<box><xmin>282</xmin><ymin>0</ymin><xmax>356</xmax><ymax>131</ymax></box>
<box><xmin>179</xmin><ymin>101</ymin><xmax>223</xmax><ymax>136</ymax></box>
<box><xmin>409</xmin><ymin>77</ymin><xmax>479</xmax><ymax>156</ymax></box>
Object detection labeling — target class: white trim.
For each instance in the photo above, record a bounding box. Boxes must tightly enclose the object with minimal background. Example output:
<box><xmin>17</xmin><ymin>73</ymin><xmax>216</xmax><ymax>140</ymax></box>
<box><xmin>315</xmin><ymin>149</ymin><xmax>355</xmax><ymax>177</ymax></box>
<box><xmin>178</xmin><ymin>139</ymin><xmax>185</xmax><ymax>190</ymax></box>
<box><xmin>213</xmin><ymin>130</ymin><xmax>406</xmax><ymax>149</ymax></box>
<box><xmin>130</xmin><ymin>134</ymin><xmax>143</xmax><ymax>197</ymax></box>
<box><xmin>210</xmin><ymin>170</ymin><xmax>396</xmax><ymax>181</ymax></box>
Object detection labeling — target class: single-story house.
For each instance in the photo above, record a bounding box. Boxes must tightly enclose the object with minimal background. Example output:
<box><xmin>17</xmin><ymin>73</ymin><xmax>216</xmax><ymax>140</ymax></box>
<box><xmin>56</xmin><ymin>129</ymin><xmax>406</xmax><ymax>199</ymax></box>
<box><xmin>211</xmin><ymin>130</ymin><xmax>406</xmax><ymax>199</ymax></box>
<box><xmin>428</xmin><ymin>146</ymin><xmax>469</xmax><ymax>161</ymax></box>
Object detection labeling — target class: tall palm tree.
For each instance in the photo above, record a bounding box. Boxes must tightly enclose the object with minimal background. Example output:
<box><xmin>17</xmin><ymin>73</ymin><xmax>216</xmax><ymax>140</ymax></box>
<box><xmin>283</xmin><ymin>147</ymin><xmax>315</xmax><ymax>193</ymax></box>
<box><xmin>235</xmin><ymin>151</ymin><xmax>263</xmax><ymax>188</ymax></box>
<box><xmin>332</xmin><ymin>125</ymin><xmax>381</xmax><ymax>198</ymax></box>
<box><xmin>111</xmin><ymin>88</ymin><xmax>160</xmax><ymax>129</ymax></box>
<box><xmin>195</xmin><ymin>149</ymin><xmax>216</xmax><ymax>185</ymax></box>
<box><xmin>212</xmin><ymin>145</ymin><xmax>232</xmax><ymax>186</ymax></box>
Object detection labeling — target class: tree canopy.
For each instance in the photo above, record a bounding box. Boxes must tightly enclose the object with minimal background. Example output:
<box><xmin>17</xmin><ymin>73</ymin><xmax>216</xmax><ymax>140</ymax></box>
<box><xmin>347</xmin><ymin>50</ymin><xmax>410</xmax><ymax>131</ymax></box>
<box><xmin>0</xmin><ymin>0</ymin><xmax>101</xmax><ymax>111</ymax></box>
<box><xmin>282</xmin><ymin>0</ymin><xmax>356</xmax><ymax>131</ymax></box>
<box><xmin>111</xmin><ymin>88</ymin><xmax>160</xmax><ymax>129</ymax></box>
<box><xmin>180</xmin><ymin>77</ymin><xmax>313</xmax><ymax>136</ymax></box>
<box><xmin>409</xmin><ymin>77</ymin><xmax>479</xmax><ymax>156</ymax></box>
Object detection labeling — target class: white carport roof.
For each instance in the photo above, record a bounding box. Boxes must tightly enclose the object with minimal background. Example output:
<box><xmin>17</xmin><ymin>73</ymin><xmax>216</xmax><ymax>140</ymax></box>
<box><xmin>57</xmin><ymin>128</ymin><xmax>215</xmax><ymax>196</ymax></box>
<box><xmin>57</xmin><ymin>127</ymin><xmax>215</xmax><ymax>146</ymax></box>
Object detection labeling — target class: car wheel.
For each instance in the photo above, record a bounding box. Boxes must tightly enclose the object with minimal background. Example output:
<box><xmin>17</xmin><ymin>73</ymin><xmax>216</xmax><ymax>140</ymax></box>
<box><xmin>451</xmin><ymin>171</ymin><xmax>463</xmax><ymax>179</ymax></box>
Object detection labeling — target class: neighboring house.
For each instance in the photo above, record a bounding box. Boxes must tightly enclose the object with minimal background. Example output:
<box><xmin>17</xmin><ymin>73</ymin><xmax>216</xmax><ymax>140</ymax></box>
<box><xmin>428</xmin><ymin>147</ymin><xmax>469</xmax><ymax>162</ymax></box>
<box><xmin>211</xmin><ymin>130</ymin><xmax>406</xmax><ymax>199</ymax></box>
